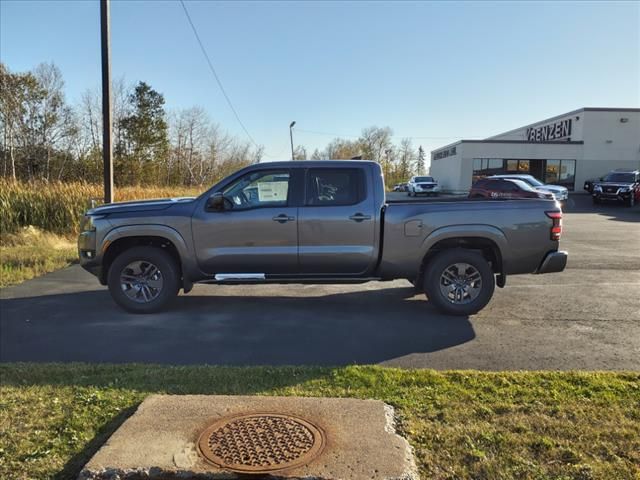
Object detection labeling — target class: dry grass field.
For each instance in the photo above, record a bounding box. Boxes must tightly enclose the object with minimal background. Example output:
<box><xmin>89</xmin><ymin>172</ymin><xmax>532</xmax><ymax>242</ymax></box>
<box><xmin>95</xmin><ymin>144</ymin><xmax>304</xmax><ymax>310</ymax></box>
<box><xmin>0</xmin><ymin>180</ymin><xmax>201</xmax><ymax>286</ymax></box>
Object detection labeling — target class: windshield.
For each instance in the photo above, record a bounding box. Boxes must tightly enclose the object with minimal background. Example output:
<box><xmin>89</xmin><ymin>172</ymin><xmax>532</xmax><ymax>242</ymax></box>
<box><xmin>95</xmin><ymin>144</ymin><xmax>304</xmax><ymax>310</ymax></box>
<box><xmin>509</xmin><ymin>179</ymin><xmax>536</xmax><ymax>192</ymax></box>
<box><xmin>603</xmin><ymin>173</ymin><xmax>634</xmax><ymax>183</ymax></box>
<box><xmin>415</xmin><ymin>177</ymin><xmax>434</xmax><ymax>183</ymax></box>
<box><xmin>522</xmin><ymin>176</ymin><xmax>545</xmax><ymax>187</ymax></box>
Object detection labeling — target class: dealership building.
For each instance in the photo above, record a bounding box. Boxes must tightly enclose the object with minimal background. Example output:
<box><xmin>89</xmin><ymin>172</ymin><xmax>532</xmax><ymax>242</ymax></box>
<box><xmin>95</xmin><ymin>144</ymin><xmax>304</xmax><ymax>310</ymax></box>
<box><xmin>430</xmin><ymin>107</ymin><xmax>640</xmax><ymax>193</ymax></box>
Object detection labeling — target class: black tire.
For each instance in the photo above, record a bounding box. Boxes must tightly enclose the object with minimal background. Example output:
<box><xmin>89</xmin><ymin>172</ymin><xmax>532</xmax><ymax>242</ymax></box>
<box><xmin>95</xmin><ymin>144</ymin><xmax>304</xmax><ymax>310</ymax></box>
<box><xmin>423</xmin><ymin>249</ymin><xmax>495</xmax><ymax>316</ymax></box>
<box><xmin>592</xmin><ymin>196</ymin><xmax>600</xmax><ymax>205</ymax></box>
<box><xmin>408</xmin><ymin>190</ymin><xmax>413</xmax><ymax>197</ymax></box>
<box><xmin>107</xmin><ymin>246</ymin><xmax>180</xmax><ymax>313</ymax></box>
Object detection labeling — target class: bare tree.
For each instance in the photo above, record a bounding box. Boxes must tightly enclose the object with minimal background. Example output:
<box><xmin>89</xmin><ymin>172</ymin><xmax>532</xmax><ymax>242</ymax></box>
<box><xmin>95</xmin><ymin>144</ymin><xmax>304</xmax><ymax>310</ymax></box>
<box><xmin>33</xmin><ymin>63</ymin><xmax>78</xmax><ymax>180</ymax></box>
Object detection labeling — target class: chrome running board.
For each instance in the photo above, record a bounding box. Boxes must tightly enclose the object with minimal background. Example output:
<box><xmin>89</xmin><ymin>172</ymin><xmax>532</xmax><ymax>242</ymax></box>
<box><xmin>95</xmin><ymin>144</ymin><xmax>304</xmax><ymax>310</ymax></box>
<box><xmin>214</xmin><ymin>273</ymin><xmax>266</xmax><ymax>281</ymax></box>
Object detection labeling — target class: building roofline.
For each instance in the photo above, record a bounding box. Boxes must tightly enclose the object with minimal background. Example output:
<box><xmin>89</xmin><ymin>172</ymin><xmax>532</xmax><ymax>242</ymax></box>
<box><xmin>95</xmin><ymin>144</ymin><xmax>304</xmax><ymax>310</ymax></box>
<box><xmin>431</xmin><ymin>139</ymin><xmax>584</xmax><ymax>154</ymax></box>
<box><xmin>485</xmin><ymin>107</ymin><xmax>640</xmax><ymax>140</ymax></box>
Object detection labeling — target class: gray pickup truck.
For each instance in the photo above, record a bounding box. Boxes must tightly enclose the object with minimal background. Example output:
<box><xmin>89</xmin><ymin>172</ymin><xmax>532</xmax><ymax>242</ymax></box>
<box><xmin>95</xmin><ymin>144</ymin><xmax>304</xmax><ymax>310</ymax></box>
<box><xmin>78</xmin><ymin>161</ymin><xmax>567</xmax><ymax>315</ymax></box>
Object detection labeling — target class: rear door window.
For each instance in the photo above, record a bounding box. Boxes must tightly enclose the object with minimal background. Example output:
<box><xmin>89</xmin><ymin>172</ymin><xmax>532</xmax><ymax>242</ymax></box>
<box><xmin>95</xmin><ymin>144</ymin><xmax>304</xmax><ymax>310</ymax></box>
<box><xmin>305</xmin><ymin>168</ymin><xmax>364</xmax><ymax>206</ymax></box>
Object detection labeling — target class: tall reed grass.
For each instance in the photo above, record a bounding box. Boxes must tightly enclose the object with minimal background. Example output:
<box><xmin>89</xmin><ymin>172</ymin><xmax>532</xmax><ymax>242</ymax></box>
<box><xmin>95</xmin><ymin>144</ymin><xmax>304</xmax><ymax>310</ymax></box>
<box><xmin>0</xmin><ymin>179</ymin><xmax>201</xmax><ymax>234</ymax></box>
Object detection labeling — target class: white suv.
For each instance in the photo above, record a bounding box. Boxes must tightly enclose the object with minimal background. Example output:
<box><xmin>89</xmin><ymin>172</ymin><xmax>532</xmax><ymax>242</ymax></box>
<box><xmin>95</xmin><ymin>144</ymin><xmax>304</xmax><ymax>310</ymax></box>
<box><xmin>407</xmin><ymin>176</ymin><xmax>441</xmax><ymax>196</ymax></box>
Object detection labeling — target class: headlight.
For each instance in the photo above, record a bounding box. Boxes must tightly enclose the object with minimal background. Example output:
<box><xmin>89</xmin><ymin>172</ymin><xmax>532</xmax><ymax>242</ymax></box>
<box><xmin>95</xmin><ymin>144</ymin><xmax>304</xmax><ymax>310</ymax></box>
<box><xmin>594</xmin><ymin>185</ymin><xmax>602</xmax><ymax>192</ymax></box>
<box><xmin>80</xmin><ymin>214</ymin><xmax>102</xmax><ymax>232</ymax></box>
<box><xmin>619</xmin><ymin>187</ymin><xmax>630</xmax><ymax>193</ymax></box>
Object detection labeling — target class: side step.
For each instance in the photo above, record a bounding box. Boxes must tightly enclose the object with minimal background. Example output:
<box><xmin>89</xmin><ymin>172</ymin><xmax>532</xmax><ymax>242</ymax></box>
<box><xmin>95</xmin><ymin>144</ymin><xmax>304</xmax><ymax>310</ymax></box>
<box><xmin>214</xmin><ymin>273</ymin><xmax>266</xmax><ymax>281</ymax></box>
<box><xmin>203</xmin><ymin>274</ymin><xmax>384</xmax><ymax>285</ymax></box>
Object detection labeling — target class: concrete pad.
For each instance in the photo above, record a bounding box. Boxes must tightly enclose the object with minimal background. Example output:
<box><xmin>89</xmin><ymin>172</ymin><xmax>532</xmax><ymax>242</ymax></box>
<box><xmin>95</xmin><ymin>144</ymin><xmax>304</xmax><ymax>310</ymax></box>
<box><xmin>79</xmin><ymin>395</ymin><xmax>419</xmax><ymax>480</ymax></box>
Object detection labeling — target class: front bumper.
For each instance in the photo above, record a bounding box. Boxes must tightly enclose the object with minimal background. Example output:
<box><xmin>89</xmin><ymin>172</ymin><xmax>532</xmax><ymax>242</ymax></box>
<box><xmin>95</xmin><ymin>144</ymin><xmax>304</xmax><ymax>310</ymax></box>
<box><xmin>78</xmin><ymin>229</ymin><xmax>104</xmax><ymax>281</ymax></box>
<box><xmin>536</xmin><ymin>251</ymin><xmax>568</xmax><ymax>274</ymax></box>
<box><xmin>593</xmin><ymin>191</ymin><xmax>632</xmax><ymax>202</ymax></box>
<box><xmin>554</xmin><ymin>192</ymin><xmax>569</xmax><ymax>201</ymax></box>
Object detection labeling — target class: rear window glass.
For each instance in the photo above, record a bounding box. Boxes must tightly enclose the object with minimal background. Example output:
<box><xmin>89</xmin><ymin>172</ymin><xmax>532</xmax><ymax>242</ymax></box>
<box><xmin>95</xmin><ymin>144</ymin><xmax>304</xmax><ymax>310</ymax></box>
<box><xmin>305</xmin><ymin>168</ymin><xmax>364</xmax><ymax>206</ymax></box>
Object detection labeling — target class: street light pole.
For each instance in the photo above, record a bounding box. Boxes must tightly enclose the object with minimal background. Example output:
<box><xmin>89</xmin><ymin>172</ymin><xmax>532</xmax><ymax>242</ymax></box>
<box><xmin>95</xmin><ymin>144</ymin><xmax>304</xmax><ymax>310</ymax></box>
<box><xmin>289</xmin><ymin>121</ymin><xmax>296</xmax><ymax>160</ymax></box>
<box><xmin>100</xmin><ymin>0</ymin><xmax>113</xmax><ymax>204</ymax></box>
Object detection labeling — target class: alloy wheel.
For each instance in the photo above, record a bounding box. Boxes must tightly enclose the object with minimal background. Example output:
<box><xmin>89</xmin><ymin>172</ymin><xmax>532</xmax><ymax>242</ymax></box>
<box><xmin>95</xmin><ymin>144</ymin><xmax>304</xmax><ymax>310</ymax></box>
<box><xmin>120</xmin><ymin>260</ymin><xmax>164</xmax><ymax>303</ymax></box>
<box><xmin>439</xmin><ymin>262</ymin><xmax>482</xmax><ymax>305</ymax></box>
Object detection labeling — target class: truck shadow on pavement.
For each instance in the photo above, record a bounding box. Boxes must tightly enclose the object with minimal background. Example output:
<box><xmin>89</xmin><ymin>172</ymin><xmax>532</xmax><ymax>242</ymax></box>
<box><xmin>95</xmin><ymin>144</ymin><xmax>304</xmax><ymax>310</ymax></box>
<box><xmin>0</xmin><ymin>286</ymin><xmax>475</xmax><ymax>365</ymax></box>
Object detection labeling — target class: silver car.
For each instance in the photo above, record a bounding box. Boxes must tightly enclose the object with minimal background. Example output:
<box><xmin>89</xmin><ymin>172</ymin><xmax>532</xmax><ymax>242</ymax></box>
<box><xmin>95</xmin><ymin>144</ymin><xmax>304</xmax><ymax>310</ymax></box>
<box><xmin>489</xmin><ymin>174</ymin><xmax>569</xmax><ymax>201</ymax></box>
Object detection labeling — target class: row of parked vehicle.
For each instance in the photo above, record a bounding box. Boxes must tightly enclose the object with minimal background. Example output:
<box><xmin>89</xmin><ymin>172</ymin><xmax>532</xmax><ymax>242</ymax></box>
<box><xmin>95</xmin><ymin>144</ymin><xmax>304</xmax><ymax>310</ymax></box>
<box><xmin>469</xmin><ymin>174</ymin><xmax>568</xmax><ymax>201</ymax></box>
<box><xmin>394</xmin><ymin>169</ymin><xmax>639</xmax><ymax>206</ymax></box>
<box><xmin>394</xmin><ymin>174</ymin><xmax>569</xmax><ymax>201</ymax></box>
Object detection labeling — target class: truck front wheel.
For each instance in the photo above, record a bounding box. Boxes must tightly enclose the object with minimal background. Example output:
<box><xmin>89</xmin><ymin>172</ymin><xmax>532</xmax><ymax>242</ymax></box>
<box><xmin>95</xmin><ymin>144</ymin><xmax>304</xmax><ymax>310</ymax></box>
<box><xmin>423</xmin><ymin>249</ymin><xmax>495</xmax><ymax>316</ymax></box>
<box><xmin>107</xmin><ymin>246</ymin><xmax>180</xmax><ymax>314</ymax></box>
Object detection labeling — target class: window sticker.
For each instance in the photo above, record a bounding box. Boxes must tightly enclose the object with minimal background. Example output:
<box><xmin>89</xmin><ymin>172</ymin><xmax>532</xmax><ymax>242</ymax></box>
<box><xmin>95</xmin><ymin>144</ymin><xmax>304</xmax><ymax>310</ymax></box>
<box><xmin>258</xmin><ymin>181</ymin><xmax>288</xmax><ymax>202</ymax></box>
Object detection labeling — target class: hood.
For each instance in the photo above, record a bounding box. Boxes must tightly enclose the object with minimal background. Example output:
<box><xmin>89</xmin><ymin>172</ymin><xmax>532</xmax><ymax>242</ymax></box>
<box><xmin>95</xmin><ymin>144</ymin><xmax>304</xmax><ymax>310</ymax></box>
<box><xmin>87</xmin><ymin>197</ymin><xmax>196</xmax><ymax>215</ymax></box>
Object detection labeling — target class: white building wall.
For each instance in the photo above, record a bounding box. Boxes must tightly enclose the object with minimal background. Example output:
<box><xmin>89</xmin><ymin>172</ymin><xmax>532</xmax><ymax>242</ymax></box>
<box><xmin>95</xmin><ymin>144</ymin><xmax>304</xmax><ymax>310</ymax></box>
<box><xmin>431</xmin><ymin>109</ymin><xmax>640</xmax><ymax>193</ymax></box>
<box><xmin>577</xmin><ymin>110</ymin><xmax>640</xmax><ymax>186</ymax></box>
<box><xmin>430</xmin><ymin>152</ymin><xmax>464</xmax><ymax>192</ymax></box>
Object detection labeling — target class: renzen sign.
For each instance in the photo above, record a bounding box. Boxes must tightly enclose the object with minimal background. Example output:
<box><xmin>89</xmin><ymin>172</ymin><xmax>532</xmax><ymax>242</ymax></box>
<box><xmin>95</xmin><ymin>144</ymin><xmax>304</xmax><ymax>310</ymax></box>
<box><xmin>433</xmin><ymin>146</ymin><xmax>457</xmax><ymax>160</ymax></box>
<box><xmin>526</xmin><ymin>118</ymin><xmax>572</xmax><ymax>142</ymax></box>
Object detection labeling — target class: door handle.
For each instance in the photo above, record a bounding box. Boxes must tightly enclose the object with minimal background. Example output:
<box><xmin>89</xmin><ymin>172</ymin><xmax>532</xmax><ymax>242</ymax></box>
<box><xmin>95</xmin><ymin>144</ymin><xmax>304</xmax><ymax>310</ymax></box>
<box><xmin>349</xmin><ymin>213</ymin><xmax>372</xmax><ymax>222</ymax></box>
<box><xmin>272</xmin><ymin>214</ymin><xmax>295</xmax><ymax>223</ymax></box>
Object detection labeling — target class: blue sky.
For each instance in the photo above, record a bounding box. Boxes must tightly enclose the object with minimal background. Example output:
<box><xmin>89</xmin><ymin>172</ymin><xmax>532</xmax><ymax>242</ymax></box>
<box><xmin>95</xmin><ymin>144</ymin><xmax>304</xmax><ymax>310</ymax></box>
<box><xmin>1</xmin><ymin>0</ymin><xmax>639</xmax><ymax>162</ymax></box>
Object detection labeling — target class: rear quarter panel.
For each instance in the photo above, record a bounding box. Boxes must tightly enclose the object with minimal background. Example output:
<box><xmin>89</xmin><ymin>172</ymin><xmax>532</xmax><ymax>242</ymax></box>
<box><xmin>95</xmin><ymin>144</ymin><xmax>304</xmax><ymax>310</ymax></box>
<box><xmin>379</xmin><ymin>199</ymin><xmax>559</xmax><ymax>279</ymax></box>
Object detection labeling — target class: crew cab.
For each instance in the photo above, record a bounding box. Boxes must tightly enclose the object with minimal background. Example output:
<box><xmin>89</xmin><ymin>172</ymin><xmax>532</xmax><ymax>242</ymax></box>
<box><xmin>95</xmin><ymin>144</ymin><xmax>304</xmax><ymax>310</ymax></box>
<box><xmin>591</xmin><ymin>169</ymin><xmax>640</xmax><ymax>207</ymax></box>
<box><xmin>469</xmin><ymin>178</ymin><xmax>555</xmax><ymax>200</ymax></box>
<box><xmin>78</xmin><ymin>161</ymin><xmax>567</xmax><ymax>316</ymax></box>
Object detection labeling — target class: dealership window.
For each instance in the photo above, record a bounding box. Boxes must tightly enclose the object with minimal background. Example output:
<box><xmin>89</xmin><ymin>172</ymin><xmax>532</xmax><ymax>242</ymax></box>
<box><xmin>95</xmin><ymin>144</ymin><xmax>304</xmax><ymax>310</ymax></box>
<box><xmin>472</xmin><ymin>158</ymin><xmax>503</xmax><ymax>182</ymax></box>
<box><xmin>506</xmin><ymin>159</ymin><xmax>530</xmax><ymax>173</ymax></box>
<box><xmin>545</xmin><ymin>159</ymin><xmax>576</xmax><ymax>190</ymax></box>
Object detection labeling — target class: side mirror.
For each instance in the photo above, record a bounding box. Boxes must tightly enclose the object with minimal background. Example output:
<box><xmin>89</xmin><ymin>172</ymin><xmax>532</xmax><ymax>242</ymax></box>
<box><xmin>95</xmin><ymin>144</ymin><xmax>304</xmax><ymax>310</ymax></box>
<box><xmin>206</xmin><ymin>192</ymin><xmax>226</xmax><ymax>211</ymax></box>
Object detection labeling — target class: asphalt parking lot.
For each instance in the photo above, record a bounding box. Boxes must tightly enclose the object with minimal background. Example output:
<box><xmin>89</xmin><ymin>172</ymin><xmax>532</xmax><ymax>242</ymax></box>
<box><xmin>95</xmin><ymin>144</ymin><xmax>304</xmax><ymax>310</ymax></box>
<box><xmin>1</xmin><ymin>194</ymin><xmax>638</xmax><ymax>370</ymax></box>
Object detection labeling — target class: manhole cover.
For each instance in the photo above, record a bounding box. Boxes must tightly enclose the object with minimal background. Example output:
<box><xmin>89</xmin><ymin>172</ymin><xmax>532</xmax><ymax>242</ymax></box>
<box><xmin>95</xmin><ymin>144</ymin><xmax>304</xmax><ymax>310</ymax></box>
<box><xmin>197</xmin><ymin>412</ymin><xmax>325</xmax><ymax>473</ymax></box>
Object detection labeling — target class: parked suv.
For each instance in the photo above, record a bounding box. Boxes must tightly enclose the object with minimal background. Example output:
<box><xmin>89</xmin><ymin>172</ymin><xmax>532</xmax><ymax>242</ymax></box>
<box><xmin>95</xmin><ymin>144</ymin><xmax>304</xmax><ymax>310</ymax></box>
<box><xmin>489</xmin><ymin>174</ymin><xmax>569</xmax><ymax>201</ymax></box>
<box><xmin>469</xmin><ymin>178</ymin><xmax>555</xmax><ymax>200</ymax></box>
<box><xmin>592</xmin><ymin>170</ymin><xmax>640</xmax><ymax>207</ymax></box>
<box><xmin>407</xmin><ymin>176</ymin><xmax>440</xmax><ymax>196</ymax></box>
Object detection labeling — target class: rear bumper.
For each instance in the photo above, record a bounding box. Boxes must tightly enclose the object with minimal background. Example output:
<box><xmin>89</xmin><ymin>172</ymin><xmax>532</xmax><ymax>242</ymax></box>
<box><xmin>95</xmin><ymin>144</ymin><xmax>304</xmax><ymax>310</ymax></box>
<box><xmin>535</xmin><ymin>251</ymin><xmax>568</xmax><ymax>274</ymax></box>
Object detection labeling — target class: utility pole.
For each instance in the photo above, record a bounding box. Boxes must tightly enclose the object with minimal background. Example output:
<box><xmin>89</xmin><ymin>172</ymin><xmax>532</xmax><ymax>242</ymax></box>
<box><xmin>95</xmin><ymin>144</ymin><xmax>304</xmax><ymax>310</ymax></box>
<box><xmin>101</xmin><ymin>0</ymin><xmax>114</xmax><ymax>203</ymax></box>
<box><xmin>289</xmin><ymin>121</ymin><xmax>296</xmax><ymax>160</ymax></box>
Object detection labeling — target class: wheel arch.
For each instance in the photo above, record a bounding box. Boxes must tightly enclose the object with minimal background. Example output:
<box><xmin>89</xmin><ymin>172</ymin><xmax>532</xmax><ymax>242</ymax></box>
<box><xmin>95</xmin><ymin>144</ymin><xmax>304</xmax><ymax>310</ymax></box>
<box><xmin>99</xmin><ymin>225</ymin><xmax>193</xmax><ymax>290</ymax></box>
<box><xmin>418</xmin><ymin>226</ymin><xmax>507</xmax><ymax>284</ymax></box>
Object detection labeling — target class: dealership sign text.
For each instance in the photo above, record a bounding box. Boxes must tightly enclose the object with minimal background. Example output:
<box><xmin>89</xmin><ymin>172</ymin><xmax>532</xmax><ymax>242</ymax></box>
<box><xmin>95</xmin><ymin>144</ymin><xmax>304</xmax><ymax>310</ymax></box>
<box><xmin>527</xmin><ymin>118</ymin><xmax>572</xmax><ymax>142</ymax></box>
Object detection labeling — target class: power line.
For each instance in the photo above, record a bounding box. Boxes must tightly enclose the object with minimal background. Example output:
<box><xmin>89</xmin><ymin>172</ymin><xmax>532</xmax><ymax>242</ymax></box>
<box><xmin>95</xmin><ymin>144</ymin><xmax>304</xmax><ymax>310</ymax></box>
<box><xmin>295</xmin><ymin>128</ymin><xmax>486</xmax><ymax>140</ymax></box>
<box><xmin>179</xmin><ymin>0</ymin><xmax>263</xmax><ymax>153</ymax></box>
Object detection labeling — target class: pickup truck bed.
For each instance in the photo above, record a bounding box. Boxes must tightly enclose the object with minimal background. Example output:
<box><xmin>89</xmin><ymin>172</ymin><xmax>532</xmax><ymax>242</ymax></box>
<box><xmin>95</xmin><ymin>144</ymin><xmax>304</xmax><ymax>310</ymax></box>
<box><xmin>78</xmin><ymin>161</ymin><xmax>567</xmax><ymax>315</ymax></box>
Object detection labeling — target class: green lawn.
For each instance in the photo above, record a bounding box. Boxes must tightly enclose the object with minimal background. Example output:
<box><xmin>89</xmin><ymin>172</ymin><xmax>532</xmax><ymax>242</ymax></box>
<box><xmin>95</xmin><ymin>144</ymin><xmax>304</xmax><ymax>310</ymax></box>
<box><xmin>0</xmin><ymin>364</ymin><xmax>638</xmax><ymax>480</ymax></box>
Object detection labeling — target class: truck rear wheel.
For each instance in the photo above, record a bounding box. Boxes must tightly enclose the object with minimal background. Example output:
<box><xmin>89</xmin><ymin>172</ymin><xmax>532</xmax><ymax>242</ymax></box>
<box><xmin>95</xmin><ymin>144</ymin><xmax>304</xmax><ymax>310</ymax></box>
<box><xmin>423</xmin><ymin>249</ymin><xmax>495</xmax><ymax>316</ymax></box>
<box><xmin>107</xmin><ymin>246</ymin><xmax>180</xmax><ymax>314</ymax></box>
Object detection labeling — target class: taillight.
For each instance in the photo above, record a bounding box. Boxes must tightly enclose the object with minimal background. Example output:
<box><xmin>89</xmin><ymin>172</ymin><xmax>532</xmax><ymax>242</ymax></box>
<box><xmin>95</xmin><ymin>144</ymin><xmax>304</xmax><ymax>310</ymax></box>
<box><xmin>546</xmin><ymin>211</ymin><xmax>562</xmax><ymax>241</ymax></box>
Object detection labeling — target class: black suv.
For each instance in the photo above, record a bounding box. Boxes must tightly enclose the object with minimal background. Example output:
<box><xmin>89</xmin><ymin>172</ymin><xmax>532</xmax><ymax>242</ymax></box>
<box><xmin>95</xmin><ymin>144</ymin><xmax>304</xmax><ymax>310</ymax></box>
<box><xmin>592</xmin><ymin>170</ymin><xmax>640</xmax><ymax>207</ymax></box>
